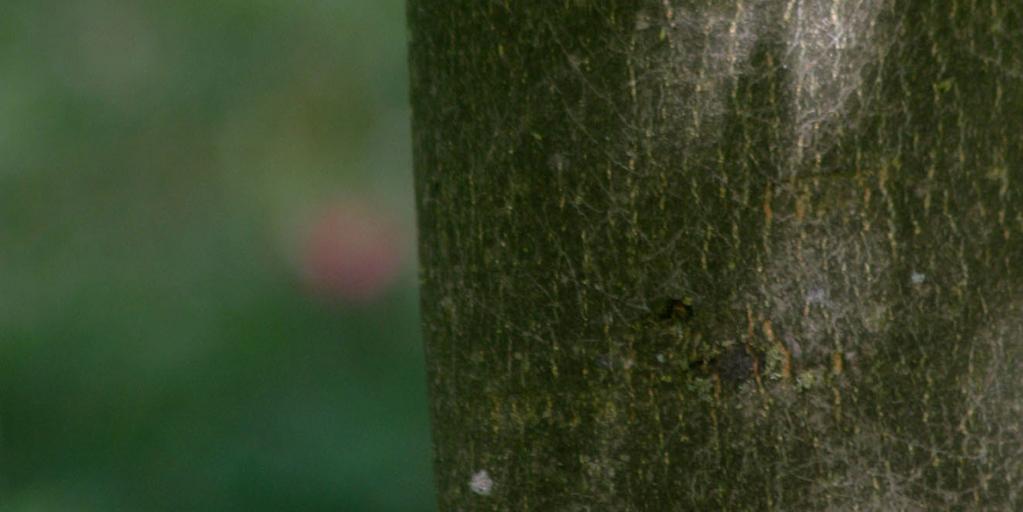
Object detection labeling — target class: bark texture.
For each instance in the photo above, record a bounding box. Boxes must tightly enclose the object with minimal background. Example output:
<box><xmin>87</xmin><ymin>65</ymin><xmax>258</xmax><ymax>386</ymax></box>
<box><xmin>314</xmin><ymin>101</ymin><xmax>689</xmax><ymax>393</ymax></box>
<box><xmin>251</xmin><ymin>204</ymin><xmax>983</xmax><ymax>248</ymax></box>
<box><xmin>408</xmin><ymin>2</ymin><xmax>1023</xmax><ymax>510</ymax></box>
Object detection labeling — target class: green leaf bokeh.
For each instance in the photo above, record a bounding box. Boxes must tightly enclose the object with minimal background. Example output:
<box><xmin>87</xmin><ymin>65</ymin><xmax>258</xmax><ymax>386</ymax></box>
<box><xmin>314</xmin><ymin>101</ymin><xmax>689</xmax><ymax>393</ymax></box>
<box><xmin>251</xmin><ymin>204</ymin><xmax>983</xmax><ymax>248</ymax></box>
<box><xmin>0</xmin><ymin>1</ymin><xmax>433</xmax><ymax>510</ymax></box>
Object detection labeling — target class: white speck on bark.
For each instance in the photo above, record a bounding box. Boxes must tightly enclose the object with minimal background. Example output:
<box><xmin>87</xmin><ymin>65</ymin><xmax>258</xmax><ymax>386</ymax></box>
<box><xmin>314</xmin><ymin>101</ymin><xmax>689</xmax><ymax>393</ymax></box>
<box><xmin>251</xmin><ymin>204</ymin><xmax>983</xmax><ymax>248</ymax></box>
<box><xmin>469</xmin><ymin>469</ymin><xmax>493</xmax><ymax>496</ymax></box>
<box><xmin>911</xmin><ymin>271</ymin><xmax>926</xmax><ymax>285</ymax></box>
<box><xmin>806</xmin><ymin>287</ymin><xmax>828</xmax><ymax>304</ymax></box>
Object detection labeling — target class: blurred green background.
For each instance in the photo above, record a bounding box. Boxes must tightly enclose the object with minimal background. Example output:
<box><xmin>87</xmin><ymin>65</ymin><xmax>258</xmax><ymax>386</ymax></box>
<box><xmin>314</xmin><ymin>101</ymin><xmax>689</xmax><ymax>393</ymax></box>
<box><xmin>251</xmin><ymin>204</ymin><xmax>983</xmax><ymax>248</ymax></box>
<box><xmin>0</xmin><ymin>1</ymin><xmax>435</xmax><ymax>510</ymax></box>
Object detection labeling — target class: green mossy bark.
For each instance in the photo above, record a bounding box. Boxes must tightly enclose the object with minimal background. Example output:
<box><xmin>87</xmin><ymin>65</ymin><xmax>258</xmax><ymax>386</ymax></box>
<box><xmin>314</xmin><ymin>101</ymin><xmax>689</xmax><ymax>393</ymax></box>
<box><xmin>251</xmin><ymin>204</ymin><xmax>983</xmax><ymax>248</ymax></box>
<box><xmin>409</xmin><ymin>1</ymin><xmax>1023</xmax><ymax>510</ymax></box>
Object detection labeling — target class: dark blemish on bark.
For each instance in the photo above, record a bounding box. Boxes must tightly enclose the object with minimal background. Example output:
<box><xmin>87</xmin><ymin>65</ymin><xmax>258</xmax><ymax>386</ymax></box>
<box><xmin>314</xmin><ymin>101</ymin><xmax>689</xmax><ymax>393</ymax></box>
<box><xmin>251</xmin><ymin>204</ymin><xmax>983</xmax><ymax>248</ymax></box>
<box><xmin>716</xmin><ymin>346</ymin><xmax>762</xmax><ymax>384</ymax></box>
<box><xmin>657</xmin><ymin>297</ymin><xmax>694</xmax><ymax>322</ymax></box>
<box><xmin>691</xmin><ymin>346</ymin><xmax>764</xmax><ymax>385</ymax></box>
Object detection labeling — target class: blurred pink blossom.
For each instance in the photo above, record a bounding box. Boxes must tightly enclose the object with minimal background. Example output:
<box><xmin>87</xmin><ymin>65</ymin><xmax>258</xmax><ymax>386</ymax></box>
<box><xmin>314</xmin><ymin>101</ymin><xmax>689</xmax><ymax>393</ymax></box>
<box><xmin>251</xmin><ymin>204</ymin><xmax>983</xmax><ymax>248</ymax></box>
<box><xmin>301</xmin><ymin>201</ymin><xmax>404</xmax><ymax>304</ymax></box>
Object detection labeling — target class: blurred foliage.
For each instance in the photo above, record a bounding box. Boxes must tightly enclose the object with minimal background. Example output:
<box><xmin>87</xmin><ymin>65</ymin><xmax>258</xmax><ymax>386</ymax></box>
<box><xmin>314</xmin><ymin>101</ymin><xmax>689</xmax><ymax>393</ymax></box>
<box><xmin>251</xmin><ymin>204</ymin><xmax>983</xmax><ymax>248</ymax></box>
<box><xmin>0</xmin><ymin>0</ymin><xmax>434</xmax><ymax>510</ymax></box>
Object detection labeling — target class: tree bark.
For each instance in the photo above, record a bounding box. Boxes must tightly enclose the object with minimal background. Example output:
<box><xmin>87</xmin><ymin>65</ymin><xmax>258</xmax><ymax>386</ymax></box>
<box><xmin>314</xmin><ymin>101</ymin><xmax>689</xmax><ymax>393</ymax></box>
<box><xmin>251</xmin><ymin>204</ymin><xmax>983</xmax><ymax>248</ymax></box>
<box><xmin>408</xmin><ymin>2</ymin><xmax>1023</xmax><ymax>510</ymax></box>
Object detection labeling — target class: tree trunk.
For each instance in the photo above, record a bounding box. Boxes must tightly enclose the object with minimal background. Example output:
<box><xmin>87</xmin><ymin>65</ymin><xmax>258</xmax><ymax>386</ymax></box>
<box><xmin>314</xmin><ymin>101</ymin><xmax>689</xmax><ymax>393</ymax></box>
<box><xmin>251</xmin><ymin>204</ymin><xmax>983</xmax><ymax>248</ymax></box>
<box><xmin>408</xmin><ymin>2</ymin><xmax>1023</xmax><ymax>510</ymax></box>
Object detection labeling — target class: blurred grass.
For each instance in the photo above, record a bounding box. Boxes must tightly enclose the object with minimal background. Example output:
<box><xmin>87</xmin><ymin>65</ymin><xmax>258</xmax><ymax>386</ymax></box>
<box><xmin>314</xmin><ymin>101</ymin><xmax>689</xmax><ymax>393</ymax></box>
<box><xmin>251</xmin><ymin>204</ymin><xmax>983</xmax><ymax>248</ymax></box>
<box><xmin>0</xmin><ymin>1</ymin><xmax>434</xmax><ymax>510</ymax></box>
